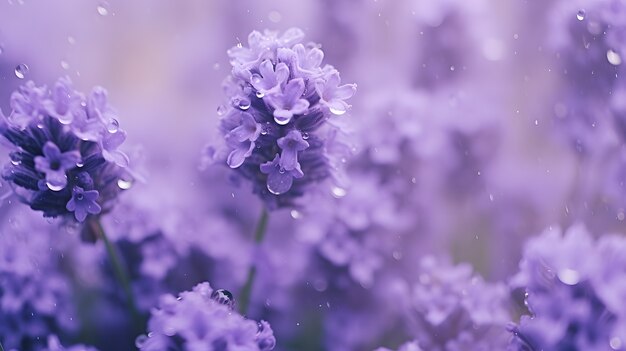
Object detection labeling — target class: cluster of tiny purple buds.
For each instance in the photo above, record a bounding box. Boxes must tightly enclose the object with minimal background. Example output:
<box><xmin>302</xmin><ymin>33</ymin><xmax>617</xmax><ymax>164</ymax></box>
<box><xmin>508</xmin><ymin>224</ymin><xmax>626</xmax><ymax>351</ymax></box>
<box><xmin>209</xmin><ymin>28</ymin><xmax>356</xmax><ymax>208</ymax></box>
<box><xmin>136</xmin><ymin>282</ymin><xmax>276</xmax><ymax>351</ymax></box>
<box><xmin>0</xmin><ymin>77</ymin><xmax>132</xmax><ymax>223</ymax></box>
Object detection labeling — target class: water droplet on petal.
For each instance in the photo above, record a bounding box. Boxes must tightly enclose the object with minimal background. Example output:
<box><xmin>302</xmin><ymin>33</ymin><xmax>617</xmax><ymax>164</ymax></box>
<box><xmin>610</xmin><ymin>337</ymin><xmax>622</xmax><ymax>350</ymax></box>
<box><xmin>97</xmin><ymin>3</ymin><xmax>109</xmax><ymax>16</ymax></box>
<box><xmin>14</xmin><ymin>64</ymin><xmax>29</xmax><ymax>79</ymax></box>
<box><xmin>135</xmin><ymin>335</ymin><xmax>148</xmax><ymax>348</ymax></box>
<box><xmin>607</xmin><ymin>49</ymin><xmax>622</xmax><ymax>66</ymax></box>
<box><xmin>47</xmin><ymin>181</ymin><xmax>66</xmax><ymax>192</ymax></box>
<box><xmin>236</xmin><ymin>42</ymin><xmax>243</xmax><ymax>49</ymax></box>
<box><xmin>256</xmin><ymin>91</ymin><xmax>265</xmax><ymax>98</ymax></box>
<box><xmin>331</xmin><ymin>186</ymin><xmax>347</xmax><ymax>198</ymax></box>
<box><xmin>117</xmin><ymin>178</ymin><xmax>133</xmax><ymax>190</ymax></box>
<box><xmin>329</xmin><ymin>105</ymin><xmax>347</xmax><ymax>116</ymax></box>
<box><xmin>558</xmin><ymin>268</ymin><xmax>580</xmax><ymax>285</ymax></box>
<box><xmin>238</xmin><ymin>98</ymin><xmax>251</xmax><ymax>110</ymax></box>
<box><xmin>107</xmin><ymin>118</ymin><xmax>119</xmax><ymax>133</ymax></box>
<box><xmin>211</xmin><ymin>289</ymin><xmax>235</xmax><ymax>309</ymax></box>
<box><xmin>301</xmin><ymin>132</ymin><xmax>309</xmax><ymax>140</ymax></box>
<box><xmin>576</xmin><ymin>9</ymin><xmax>585</xmax><ymax>21</ymax></box>
<box><xmin>274</xmin><ymin>115</ymin><xmax>291</xmax><ymax>125</ymax></box>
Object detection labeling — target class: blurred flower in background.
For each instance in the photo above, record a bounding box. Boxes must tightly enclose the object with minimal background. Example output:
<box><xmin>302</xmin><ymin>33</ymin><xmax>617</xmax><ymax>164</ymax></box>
<box><xmin>1</xmin><ymin>0</ymin><xmax>626</xmax><ymax>350</ymax></box>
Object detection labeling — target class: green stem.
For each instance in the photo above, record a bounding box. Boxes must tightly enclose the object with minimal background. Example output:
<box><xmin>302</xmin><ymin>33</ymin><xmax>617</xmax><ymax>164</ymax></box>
<box><xmin>238</xmin><ymin>208</ymin><xmax>269</xmax><ymax>315</ymax></box>
<box><xmin>0</xmin><ymin>341</ymin><xmax>5</xmax><ymax>351</ymax></box>
<box><xmin>88</xmin><ymin>218</ymin><xmax>141</xmax><ymax>331</ymax></box>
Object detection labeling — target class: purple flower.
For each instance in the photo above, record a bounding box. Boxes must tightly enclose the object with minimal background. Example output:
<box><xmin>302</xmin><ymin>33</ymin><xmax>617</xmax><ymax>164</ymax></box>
<box><xmin>44</xmin><ymin>335</ymin><xmax>99</xmax><ymax>351</ymax></box>
<box><xmin>404</xmin><ymin>256</ymin><xmax>511</xmax><ymax>351</ymax></box>
<box><xmin>66</xmin><ymin>186</ymin><xmax>102</xmax><ymax>222</ymax></box>
<box><xmin>137</xmin><ymin>282</ymin><xmax>276</xmax><ymax>351</ymax></box>
<box><xmin>34</xmin><ymin>142</ymin><xmax>81</xmax><ymax>190</ymax></box>
<box><xmin>0</xmin><ymin>78</ymin><xmax>133</xmax><ymax>223</ymax></box>
<box><xmin>265</xmin><ymin>78</ymin><xmax>310</xmax><ymax>125</ymax></box>
<box><xmin>508</xmin><ymin>224</ymin><xmax>626</xmax><ymax>350</ymax></box>
<box><xmin>375</xmin><ymin>341</ymin><xmax>423</xmax><ymax>351</ymax></box>
<box><xmin>208</xmin><ymin>28</ymin><xmax>356</xmax><ymax>209</ymax></box>
<box><xmin>260</xmin><ymin>155</ymin><xmax>303</xmax><ymax>195</ymax></box>
<box><xmin>315</xmin><ymin>71</ymin><xmax>357</xmax><ymax>116</ymax></box>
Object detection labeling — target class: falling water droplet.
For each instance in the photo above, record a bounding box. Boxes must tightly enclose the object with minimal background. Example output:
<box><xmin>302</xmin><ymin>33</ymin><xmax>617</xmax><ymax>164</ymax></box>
<box><xmin>211</xmin><ymin>289</ymin><xmax>235</xmax><ymax>309</ymax></box>
<box><xmin>14</xmin><ymin>64</ymin><xmax>29</xmax><ymax>79</ymax></box>
<box><xmin>576</xmin><ymin>9</ymin><xmax>586</xmax><ymax>21</ymax></box>
<box><xmin>331</xmin><ymin>186</ymin><xmax>347</xmax><ymax>198</ymax></box>
<box><xmin>274</xmin><ymin>115</ymin><xmax>291</xmax><ymax>125</ymax></box>
<box><xmin>107</xmin><ymin>118</ymin><xmax>119</xmax><ymax>133</ymax></box>
<box><xmin>97</xmin><ymin>2</ymin><xmax>109</xmax><ymax>16</ymax></box>
<box><xmin>117</xmin><ymin>178</ymin><xmax>133</xmax><ymax>190</ymax></box>
<box><xmin>607</xmin><ymin>49</ymin><xmax>622</xmax><ymax>66</ymax></box>
<box><xmin>558</xmin><ymin>268</ymin><xmax>580</xmax><ymax>285</ymax></box>
<box><xmin>47</xmin><ymin>180</ymin><xmax>66</xmax><ymax>192</ymax></box>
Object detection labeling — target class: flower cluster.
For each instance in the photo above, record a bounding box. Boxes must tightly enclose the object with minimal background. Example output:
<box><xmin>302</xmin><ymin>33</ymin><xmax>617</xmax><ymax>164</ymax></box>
<box><xmin>208</xmin><ymin>28</ymin><xmax>356</xmax><ymax>209</ymax></box>
<box><xmin>508</xmin><ymin>224</ymin><xmax>626</xmax><ymax>350</ymax></box>
<box><xmin>137</xmin><ymin>282</ymin><xmax>276</xmax><ymax>351</ymax></box>
<box><xmin>0</xmin><ymin>78</ymin><xmax>131</xmax><ymax>223</ymax></box>
<box><xmin>403</xmin><ymin>256</ymin><xmax>512</xmax><ymax>351</ymax></box>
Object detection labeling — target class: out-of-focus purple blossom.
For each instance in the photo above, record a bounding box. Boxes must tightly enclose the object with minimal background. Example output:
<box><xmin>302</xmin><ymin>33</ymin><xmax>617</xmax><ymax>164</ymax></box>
<box><xmin>43</xmin><ymin>335</ymin><xmax>98</xmax><ymax>351</ymax></box>
<box><xmin>0</xmin><ymin>78</ymin><xmax>132</xmax><ymax>223</ymax></box>
<box><xmin>137</xmin><ymin>282</ymin><xmax>276</xmax><ymax>351</ymax></box>
<box><xmin>0</xmin><ymin>207</ymin><xmax>96</xmax><ymax>350</ymax></box>
<box><xmin>508</xmin><ymin>224</ymin><xmax>626</xmax><ymax>350</ymax></box>
<box><xmin>374</xmin><ymin>341</ymin><xmax>423</xmax><ymax>351</ymax></box>
<box><xmin>207</xmin><ymin>28</ymin><xmax>356</xmax><ymax>209</ymax></box>
<box><xmin>403</xmin><ymin>256</ymin><xmax>511</xmax><ymax>351</ymax></box>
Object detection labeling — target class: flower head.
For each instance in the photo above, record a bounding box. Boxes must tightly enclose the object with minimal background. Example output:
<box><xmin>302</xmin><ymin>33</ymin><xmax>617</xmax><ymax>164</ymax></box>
<box><xmin>208</xmin><ymin>28</ymin><xmax>356</xmax><ymax>209</ymax></box>
<box><xmin>508</xmin><ymin>224</ymin><xmax>626</xmax><ymax>350</ymax></box>
<box><xmin>137</xmin><ymin>282</ymin><xmax>276</xmax><ymax>351</ymax></box>
<box><xmin>0</xmin><ymin>77</ymin><xmax>132</xmax><ymax>223</ymax></box>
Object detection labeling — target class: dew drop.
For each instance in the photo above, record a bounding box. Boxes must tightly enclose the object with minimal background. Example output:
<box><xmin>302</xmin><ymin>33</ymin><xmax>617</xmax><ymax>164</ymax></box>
<box><xmin>107</xmin><ymin>119</ymin><xmax>119</xmax><ymax>133</ymax></box>
<box><xmin>610</xmin><ymin>337</ymin><xmax>622</xmax><ymax>350</ymax></box>
<box><xmin>117</xmin><ymin>178</ymin><xmax>133</xmax><ymax>190</ymax></box>
<box><xmin>557</xmin><ymin>268</ymin><xmax>580</xmax><ymax>285</ymax></box>
<box><xmin>607</xmin><ymin>49</ymin><xmax>622</xmax><ymax>66</ymax></box>
<box><xmin>274</xmin><ymin>115</ymin><xmax>291</xmax><ymax>125</ymax></box>
<box><xmin>267</xmin><ymin>183</ymin><xmax>283</xmax><ymax>195</ymax></box>
<box><xmin>290</xmin><ymin>209</ymin><xmax>301</xmax><ymax>219</ymax></box>
<box><xmin>14</xmin><ymin>64</ymin><xmax>29</xmax><ymax>79</ymax></box>
<box><xmin>238</xmin><ymin>99</ymin><xmax>251</xmax><ymax>110</ymax></box>
<box><xmin>256</xmin><ymin>91</ymin><xmax>265</xmax><ymax>98</ymax></box>
<box><xmin>211</xmin><ymin>289</ymin><xmax>235</xmax><ymax>309</ymax></box>
<box><xmin>576</xmin><ymin>9</ymin><xmax>585</xmax><ymax>21</ymax></box>
<box><xmin>135</xmin><ymin>335</ymin><xmax>148</xmax><ymax>348</ymax></box>
<box><xmin>301</xmin><ymin>132</ymin><xmax>309</xmax><ymax>140</ymax></box>
<box><xmin>47</xmin><ymin>181</ymin><xmax>66</xmax><ymax>192</ymax></box>
<box><xmin>97</xmin><ymin>2</ymin><xmax>109</xmax><ymax>16</ymax></box>
<box><xmin>329</xmin><ymin>105</ymin><xmax>347</xmax><ymax>116</ymax></box>
<box><xmin>331</xmin><ymin>186</ymin><xmax>347</xmax><ymax>198</ymax></box>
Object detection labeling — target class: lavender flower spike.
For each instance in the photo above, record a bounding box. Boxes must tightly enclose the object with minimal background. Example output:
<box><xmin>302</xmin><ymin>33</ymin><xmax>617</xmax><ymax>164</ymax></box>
<box><xmin>208</xmin><ymin>28</ymin><xmax>356</xmax><ymax>209</ymax></box>
<box><xmin>137</xmin><ymin>282</ymin><xmax>276</xmax><ymax>351</ymax></box>
<box><xmin>0</xmin><ymin>77</ymin><xmax>133</xmax><ymax>223</ymax></box>
<box><xmin>508</xmin><ymin>224</ymin><xmax>626</xmax><ymax>351</ymax></box>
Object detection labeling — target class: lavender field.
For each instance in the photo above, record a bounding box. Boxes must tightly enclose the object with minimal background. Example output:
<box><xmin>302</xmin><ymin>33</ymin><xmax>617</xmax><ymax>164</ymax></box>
<box><xmin>1</xmin><ymin>0</ymin><xmax>626</xmax><ymax>350</ymax></box>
